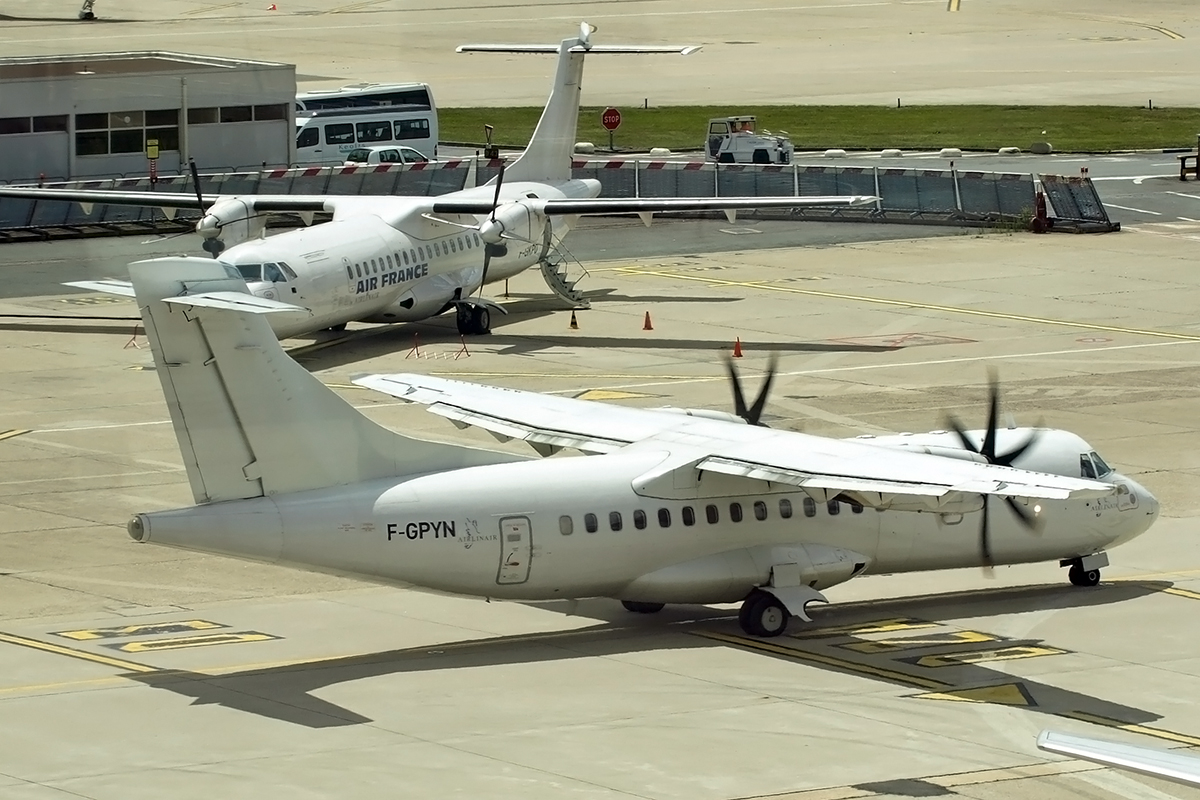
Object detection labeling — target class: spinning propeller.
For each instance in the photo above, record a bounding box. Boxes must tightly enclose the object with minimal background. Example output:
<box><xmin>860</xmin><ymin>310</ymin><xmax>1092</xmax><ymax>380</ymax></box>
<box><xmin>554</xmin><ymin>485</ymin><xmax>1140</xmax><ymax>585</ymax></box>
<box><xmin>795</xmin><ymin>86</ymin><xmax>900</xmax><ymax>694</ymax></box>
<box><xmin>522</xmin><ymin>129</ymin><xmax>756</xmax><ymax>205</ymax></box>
<box><xmin>187</xmin><ymin>160</ymin><xmax>224</xmax><ymax>257</ymax></box>
<box><xmin>944</xmin><ymin>370</ymin><xmax>1044</xmax><ymax>570</ymax></box>
<box><xmin>724</xmin><ymin>353</ymin><xmax>778</xmax><ymax>426</ymax></box>
<box><xmin>476</xmin><ymin>162</ymin><xmax>507</xmax><ymax>295</ymax></box>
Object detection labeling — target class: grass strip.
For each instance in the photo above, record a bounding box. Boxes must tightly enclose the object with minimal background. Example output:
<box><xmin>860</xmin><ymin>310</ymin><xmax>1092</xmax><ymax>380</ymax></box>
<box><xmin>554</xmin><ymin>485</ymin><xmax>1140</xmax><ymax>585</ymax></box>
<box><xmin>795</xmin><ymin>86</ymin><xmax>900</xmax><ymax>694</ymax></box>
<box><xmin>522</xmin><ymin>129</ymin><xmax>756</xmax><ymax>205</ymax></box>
<box><xmin>441</xmin><ymin>105</ymin><xmax>1200</xmax><ymax>153</ymax></box>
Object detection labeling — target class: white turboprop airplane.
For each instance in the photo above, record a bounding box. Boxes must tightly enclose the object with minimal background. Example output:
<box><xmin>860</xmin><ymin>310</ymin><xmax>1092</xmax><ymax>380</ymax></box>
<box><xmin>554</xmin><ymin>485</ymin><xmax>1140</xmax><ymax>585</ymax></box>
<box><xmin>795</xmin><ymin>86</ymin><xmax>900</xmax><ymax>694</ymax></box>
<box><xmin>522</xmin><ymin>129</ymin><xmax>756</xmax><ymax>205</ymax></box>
<box><xmin>122</xmin><ymin>257</ymin><xmax>1159</xmax><ymax>637</ymax></box>
<box><xmin>1037</xmin><ymin>730</ymin><xmax>1200</xmax><ymax>788</ymax></box>
<box><xmin>0</xmin><ymin>23</ymin><xmax>874</xmax><ymax>337</ymax></box>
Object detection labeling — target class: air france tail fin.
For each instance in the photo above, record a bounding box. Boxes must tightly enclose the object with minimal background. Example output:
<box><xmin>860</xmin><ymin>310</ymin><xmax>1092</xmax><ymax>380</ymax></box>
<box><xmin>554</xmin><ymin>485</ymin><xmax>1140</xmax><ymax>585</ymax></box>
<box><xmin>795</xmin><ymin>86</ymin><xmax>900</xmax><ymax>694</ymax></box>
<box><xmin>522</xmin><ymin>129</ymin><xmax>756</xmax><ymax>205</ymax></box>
<box><xmin>458</xmin><ymin>23</ymin><xmax>698</xmax><ymax>184</ymax></box>
<box><xmin>130</xmin><ymin>257</ymin><xmax>515</xmax><ymax>504</ymax></box>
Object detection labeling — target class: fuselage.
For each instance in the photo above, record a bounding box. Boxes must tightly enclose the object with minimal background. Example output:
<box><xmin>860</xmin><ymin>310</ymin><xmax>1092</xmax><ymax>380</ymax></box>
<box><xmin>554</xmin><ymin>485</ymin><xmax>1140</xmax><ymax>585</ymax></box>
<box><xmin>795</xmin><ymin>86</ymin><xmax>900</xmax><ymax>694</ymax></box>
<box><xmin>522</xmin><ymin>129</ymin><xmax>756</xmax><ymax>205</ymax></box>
<box><xmin>133</xmin><ymin>430</ymin><xmax>1159</xmax><ymax>606</ymax></box>
<box><xmin>216</xmin><ymin>178</ymin><xmax>600</xmax><ymax>337</ymax></box>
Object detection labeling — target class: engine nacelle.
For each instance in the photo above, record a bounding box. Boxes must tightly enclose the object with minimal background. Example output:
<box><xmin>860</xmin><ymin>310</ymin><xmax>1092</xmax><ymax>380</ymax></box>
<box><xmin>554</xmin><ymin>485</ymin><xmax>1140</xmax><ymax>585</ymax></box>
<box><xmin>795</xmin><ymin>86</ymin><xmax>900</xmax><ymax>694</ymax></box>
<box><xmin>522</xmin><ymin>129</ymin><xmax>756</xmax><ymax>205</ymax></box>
<box><xmin>478</xmin><ymin>202</ymin><xmax>539</xmax><ymax>245</ymax></box>
<box><xmin>195</xmin><ymin>198</ymin><xmax>269</xmax><ymax>253</ymax></box>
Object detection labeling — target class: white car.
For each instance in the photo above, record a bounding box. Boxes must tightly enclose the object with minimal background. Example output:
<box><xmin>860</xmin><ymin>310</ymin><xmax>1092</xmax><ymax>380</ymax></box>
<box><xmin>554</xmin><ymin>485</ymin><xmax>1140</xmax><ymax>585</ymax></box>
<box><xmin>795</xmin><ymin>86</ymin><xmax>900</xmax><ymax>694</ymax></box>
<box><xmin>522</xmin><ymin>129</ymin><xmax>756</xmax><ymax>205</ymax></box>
<box><xmin>343</xmin><ymin>145</ymin><xmax>433</xmax><ymax>166</ymax></box>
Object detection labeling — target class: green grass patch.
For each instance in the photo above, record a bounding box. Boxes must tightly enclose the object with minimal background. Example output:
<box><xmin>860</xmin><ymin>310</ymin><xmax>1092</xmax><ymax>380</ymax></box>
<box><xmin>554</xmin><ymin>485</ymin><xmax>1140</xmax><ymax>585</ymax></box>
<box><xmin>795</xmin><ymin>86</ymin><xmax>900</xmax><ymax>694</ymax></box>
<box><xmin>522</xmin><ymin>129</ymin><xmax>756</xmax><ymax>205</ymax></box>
<box><xmin>441</xmin><ymin>105</ymin><xmax>1200</xmax><ymax>153</ymax></box>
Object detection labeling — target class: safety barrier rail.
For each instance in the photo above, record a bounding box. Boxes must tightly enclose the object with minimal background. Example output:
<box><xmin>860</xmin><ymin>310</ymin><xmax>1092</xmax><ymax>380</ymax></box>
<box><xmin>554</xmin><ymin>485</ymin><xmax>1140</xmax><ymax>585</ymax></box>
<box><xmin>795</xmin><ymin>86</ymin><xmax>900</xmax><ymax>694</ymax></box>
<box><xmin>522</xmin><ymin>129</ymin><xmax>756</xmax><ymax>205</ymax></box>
<box><xmin>0</xmin><ymin>158</ymin><xmax>1113</xmax><ymax>243</ymax></box>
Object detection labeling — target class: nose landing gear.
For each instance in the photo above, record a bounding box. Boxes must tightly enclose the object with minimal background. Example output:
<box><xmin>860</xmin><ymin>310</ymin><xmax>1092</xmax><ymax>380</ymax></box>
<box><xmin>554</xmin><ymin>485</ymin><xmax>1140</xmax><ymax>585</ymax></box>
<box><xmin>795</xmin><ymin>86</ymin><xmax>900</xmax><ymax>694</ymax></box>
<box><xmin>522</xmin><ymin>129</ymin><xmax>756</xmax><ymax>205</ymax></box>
<box><xmin>1061</xmin><ymin>552</ymin><xmax>1108</xmax><ymax>587</ymax></box>
<box><xmin>1069</xmin><ymin>564</ymin><xmax>1101</xmax><ymax>587</ymax></box>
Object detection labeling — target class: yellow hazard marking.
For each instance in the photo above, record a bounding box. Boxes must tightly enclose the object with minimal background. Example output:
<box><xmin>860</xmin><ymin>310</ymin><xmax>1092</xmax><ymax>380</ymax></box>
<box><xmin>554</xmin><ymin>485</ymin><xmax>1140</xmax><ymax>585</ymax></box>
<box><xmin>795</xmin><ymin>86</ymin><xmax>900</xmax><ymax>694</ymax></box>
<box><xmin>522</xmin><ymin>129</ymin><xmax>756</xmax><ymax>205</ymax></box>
<box><xmin>1162</xmin><ymin>587</ymin><xmax>1200</xmax><ymax>601</ymax></box>
<box><xmin>0</xmin><ymin>429</ymin><xmax>32</xmax><ymax>442</ymax></box>
<box><xmin>104</xmin><ymin>632</ymin><xmax>278</xmax><ymax>653</ymax></box>
<box><xmin>1059</xmin><ymin>711</ymin><xmax>1200</xmax><ymax>747</ymax></box>
<box><xmin>905</xmin><ymin>645</ymin><xmax>1067</xmax><ymax>668</ymax></box>
<box><xmin>791</xmin><ymin>617</ymin><xmax>938</xmax><ymax>639</ymax></box>
<box><xmin>916</xmin><ymin>682</ymin><xmax>1036</xmax><ymax>707</ymax></box>
<box><xmin>695</xmin><ymin>630</ymin><xmax>950</xmax><ymax>690</ymax></box>
<box><xmin>839</xmin><ymin>629</ymin><xmax>997</xmax><ymax>654</ymax></box>
<box><xmin>53</xmin><ymin>620</ymin><xmax>226</xmax><ymax>641</ymax></box>
<box><xmin>0</xmin><ymin>631</ymin><xmax>156</xmax><ymax>673</ymax></box>
<box><xmin>574</xmin><ymin>389</ymin><xmax>654</xmax><ymax>401</ymax></box>
<box><xmin>947</xmin><ymin>0</ymin><xmax>961</xmax><ymax>10</ymax></box>
<box><xmin>614</xmin><ymin>267</ymin><xmax>1200</xmax><ymax>342</ymax></box>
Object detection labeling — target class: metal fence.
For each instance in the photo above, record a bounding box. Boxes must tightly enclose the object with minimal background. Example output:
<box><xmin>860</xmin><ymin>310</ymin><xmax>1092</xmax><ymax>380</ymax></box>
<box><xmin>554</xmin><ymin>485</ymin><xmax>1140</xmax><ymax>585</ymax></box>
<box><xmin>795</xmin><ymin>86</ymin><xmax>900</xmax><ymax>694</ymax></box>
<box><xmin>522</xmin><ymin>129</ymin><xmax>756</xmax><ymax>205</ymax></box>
<box><xmin>0</xmin><ymin>158</ymin><xmax>1113</xmax><ymax>242</ymax></box>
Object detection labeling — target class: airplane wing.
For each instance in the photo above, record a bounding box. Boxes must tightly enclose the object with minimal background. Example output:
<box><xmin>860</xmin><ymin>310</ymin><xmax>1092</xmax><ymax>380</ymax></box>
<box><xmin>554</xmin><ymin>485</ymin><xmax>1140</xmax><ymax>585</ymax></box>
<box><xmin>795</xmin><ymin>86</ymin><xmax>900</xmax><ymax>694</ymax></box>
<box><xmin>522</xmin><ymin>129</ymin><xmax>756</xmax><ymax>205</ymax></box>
<box><xmin>431</xmin><ymin>196</ymin><xmax>878</xmax><ymax>216</ymax></box>
<box><xmin>0</xmin><ymin>186</ymin><xmax>332</xmax><ymax>213</ymax></box>
<box><xmin>353</xmin><ymin>373</ymin><xmax>1114</xmax><ymax>507</ymax></box>
<box><xmin>1037</xmin><ymin>730</ymin><xmax>1200</xmax><ymax>789</ymax></box>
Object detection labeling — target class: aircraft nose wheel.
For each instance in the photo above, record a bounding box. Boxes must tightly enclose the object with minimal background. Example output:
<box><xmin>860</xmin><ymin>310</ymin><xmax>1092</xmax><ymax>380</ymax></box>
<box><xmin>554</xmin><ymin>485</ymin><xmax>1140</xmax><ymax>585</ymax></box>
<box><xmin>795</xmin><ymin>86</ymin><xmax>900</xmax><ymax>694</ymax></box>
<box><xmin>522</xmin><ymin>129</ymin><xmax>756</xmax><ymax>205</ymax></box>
<box><xmin>738</xmin><ymin>590</ymin><xmax>790</xmax><ymax>637</ymax></box>
<box><xmin>1069</xmin><ymin>565</ymin><xmax>1101</xmax><ymax>587</ymax></box>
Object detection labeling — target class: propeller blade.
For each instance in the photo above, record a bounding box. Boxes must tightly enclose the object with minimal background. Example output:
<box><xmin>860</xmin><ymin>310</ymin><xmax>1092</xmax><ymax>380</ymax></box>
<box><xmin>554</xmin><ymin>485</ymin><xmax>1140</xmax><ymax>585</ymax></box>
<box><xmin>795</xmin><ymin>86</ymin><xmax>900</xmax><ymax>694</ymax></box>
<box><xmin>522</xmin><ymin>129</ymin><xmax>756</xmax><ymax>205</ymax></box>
<box><xmin>744</xmin><ymin>353</ymin><xmax>778</xmax><ymax>427</ymax></box>
<box><xmin>981</xmin><ymin>370</ymin><xmax>1000</xmax><ymax>462</ymax></box>
<box><xmin>1003</xmin><ymin>496</ymin><xmax>1043</xmax><ymax>533</ymax></box>
<box><xmin>489</xmin><ymin>162</ymin><xmax>505</xmax><ymax>222</ymax></box>
<box><xmin>188</xmin><ymin>159</ymin><xmax>206</xmax><ymax>210</ymax></box>
<box><xmin>980</xmin><ymin>494</ymin><xmax>994</xmax><ymax>572</ymax></box>
<box><xmin>946</xmin><ymin>414</ymin><xmax>979</xmax><ymax>454</ymax></box>
<box><xmin>724</xmin><ymin>356</ymin><xmax>750</xmax><ymax>422</ymax></box>
<box><xmin>994</xmin><ymin>427</ymin><xmax>1043</xmax><ymax>467</ymax></box>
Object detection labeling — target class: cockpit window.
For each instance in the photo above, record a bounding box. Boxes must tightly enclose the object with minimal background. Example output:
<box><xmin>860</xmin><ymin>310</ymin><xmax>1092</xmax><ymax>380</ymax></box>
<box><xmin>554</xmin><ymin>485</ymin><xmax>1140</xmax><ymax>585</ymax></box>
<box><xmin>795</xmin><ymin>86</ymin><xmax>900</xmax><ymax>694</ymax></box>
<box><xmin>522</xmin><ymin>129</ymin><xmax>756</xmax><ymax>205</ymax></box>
<box><xmin>263</xmin><ymin>262</ymin><xmax>285</xmax><ymax>282</ymax></box>
<box><xmin>1089</xmin><ymin>451</ymin><xmax>1112</xmax><ymax>477</ymax></box>
<box><xmin>218</xmin><ymin>261</ymin><xmax>241</xmax><ymax>281</ymax></box>
<box><xmin>278</xmin><ymin>262</ymin><xmax>298</xmax><ymax>280</ymax></box>
<box><xmin>1080</xmin><ymin>454</ymin><xmax>1097</xmax><ymax>479</ymax></box>
<box><xmin>235</xmin><ymin>263</ymin><xmax>262</xmax><ymax>282</ymax></box>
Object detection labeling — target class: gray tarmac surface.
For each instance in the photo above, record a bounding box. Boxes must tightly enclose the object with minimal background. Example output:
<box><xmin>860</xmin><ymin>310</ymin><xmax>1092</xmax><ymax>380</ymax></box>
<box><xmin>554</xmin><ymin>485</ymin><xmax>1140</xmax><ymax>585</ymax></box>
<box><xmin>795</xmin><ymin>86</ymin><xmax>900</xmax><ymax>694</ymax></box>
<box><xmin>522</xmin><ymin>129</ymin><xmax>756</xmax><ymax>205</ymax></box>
<box><xmin>2</xmin><ymin>2</ymin><xmax>1200</xmax><ymax>799</ymax></box>
<box><xmin>2</xmin><ymin>228</ymin><xmax>1200</xmax><ymax>800</ymax></box>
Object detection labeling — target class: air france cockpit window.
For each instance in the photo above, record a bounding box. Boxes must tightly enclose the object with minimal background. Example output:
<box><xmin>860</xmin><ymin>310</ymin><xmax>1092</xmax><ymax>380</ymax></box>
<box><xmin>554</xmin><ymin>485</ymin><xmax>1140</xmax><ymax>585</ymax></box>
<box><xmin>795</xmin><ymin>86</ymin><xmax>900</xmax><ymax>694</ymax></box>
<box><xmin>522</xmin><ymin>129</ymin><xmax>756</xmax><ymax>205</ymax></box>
<box><xmin>1090</xmin><ymin>451</ymin><xmax>1113</xmax><ymax>477</ymax></box>
<box><xmin>263</xmin><ymin>262</ymin><xmax>285</xmax><ymax>282</ymax></box>
<box><xmin>1080</xmin><ymin>454</ymin><xmax>1097</xmax><ymax>479</ymax></box>
<box><xmin>234</xmin><ymin>263</ymin><xmax>262</xmax><ymax>282</ymax></box>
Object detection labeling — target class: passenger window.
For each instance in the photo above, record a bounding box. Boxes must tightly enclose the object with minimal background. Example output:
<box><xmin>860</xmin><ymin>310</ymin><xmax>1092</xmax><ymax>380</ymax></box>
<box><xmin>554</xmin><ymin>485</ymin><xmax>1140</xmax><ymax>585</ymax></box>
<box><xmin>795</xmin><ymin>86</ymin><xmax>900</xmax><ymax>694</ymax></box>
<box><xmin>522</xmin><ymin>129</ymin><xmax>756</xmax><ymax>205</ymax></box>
<box><xmin>386</xmin><ymin>255</ymin><xmax>393</xmax><ymax>269</ymax></box>
<box><xmin>850</xmin><ymin>501</ymin><xmax>864</xmax><ymax>514</ymax></box>
<box><xmin>754</xmin><ymin>501</ymin><xmax>767</xmax><ymax>521</ymax></box>
<box><xmin>609</xmin><ymin>512</ymin><xmax>622</xmax><ymax>532</ymax></box>
<box><xmin>434</xmin><ymin>243</ymin><xmax>441</xmax><ymax>257</ymax></box>
<box><xmin>402</xmin><ymin>250</ymin><xmax>409</xmax><ymax>265</ymax></box>
<box><xmin>705</xmin><ymin>504</ymin><xmax>719</xmax><ymax>524</ymax></box>
<box><xmin>1080</xmin><ymin>454</ymin><xmax>1097</xmax><ymax>479</ymax></box>
<box><xmin>345</xmin><ymin>265</ymin><xmax>353</xmax><ymax>279</ymax></box>
<box><xmin>354</xmin><ymin>264</ymin><xmax>362</xmax><ymax>278</ymax></box>
<box><xmin>633</xmin><ymin>510</ymin><xmax>647</xmax><ymax>530</ymax></box>
<box><xmin>418</xmin><ymin>247</ymin><xmax>425</xmax><ymax>260</ymax></box>
<box><xmin>559</xmin><ymin>515</ymin><xmax>573</xmax><ymax>535</ymax></box>
<box><xmin>730</xmin><ymin>503</ymin><xmax>743</xmax><ymax>523</ymax></box>
<box><xmin>682</xmin><ymin>506</ymin><xmax>695</xmax><ymax>526</ymax></box>
<box><xmin>465</xmin><ymin>236</ymin><xmax>473</xmax><ymax>249</ymax></box>
<box><xmin>657</xmin><ymin>508</ymin><xmax>671</xmax><ymax>528</ymax></box>
<box><xmin>779</xmin><ymin>499</ymin><xmax>793</xmax><ymax>519</ymax></box>
<box><xmin>803</xmin><ymin>497</ymin><xmax>816</xmax><ymax>517</ymax></box>
<box><xmin>827</xmin><ymin>500</ymin><xmax>841</xmax><ymax>516</ymax></box>
<box><xmin>324</xmin><ymin>122</ymin><xmax>354</xmax><ymax>145</ymax></box>
<box><xmin>584</xmin><ymin>513</ymin><xmax>598</xmax><ymax>533</ymax></box>
<box><xmin>356</xmin><ymin>120</ymin><xmax>392</xmax><ymax>143</ymax></box>
<box><xmin>297</xmin><ymin>127</ymin><xmax>318</xmax><ymax>148</ymax></box>
<box><xmin>371</xmin><ymin>259</ymin><xmax>378</xmax><ymax>272</ymax></box>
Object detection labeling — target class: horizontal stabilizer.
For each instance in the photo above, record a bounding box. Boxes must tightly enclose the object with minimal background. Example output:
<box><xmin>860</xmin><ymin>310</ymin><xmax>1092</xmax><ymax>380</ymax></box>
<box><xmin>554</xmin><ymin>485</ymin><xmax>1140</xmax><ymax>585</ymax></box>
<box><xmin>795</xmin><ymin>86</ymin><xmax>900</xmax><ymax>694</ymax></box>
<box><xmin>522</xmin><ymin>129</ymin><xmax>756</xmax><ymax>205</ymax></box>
<box><xmin>64</xmin><ymin>279</ymin><xmax>135</xmax><ymax>297</ymax></box>
<box><xmin>163</xmin><ymin>291</ymin><xmax>310</xmax><ymax>317</ymax></box>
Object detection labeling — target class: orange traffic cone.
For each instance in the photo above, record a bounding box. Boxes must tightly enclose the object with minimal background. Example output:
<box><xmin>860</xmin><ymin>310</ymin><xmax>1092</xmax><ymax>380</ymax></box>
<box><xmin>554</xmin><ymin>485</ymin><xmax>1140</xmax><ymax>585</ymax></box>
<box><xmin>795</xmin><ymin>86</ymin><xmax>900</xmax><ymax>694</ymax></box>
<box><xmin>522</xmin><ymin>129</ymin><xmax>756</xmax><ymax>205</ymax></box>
<box><xmin>643</xmin><ymin>311</ymin><xmax>653</xmax><ymax>331</ymax></box>
<box><xmin>732</xmin><ymin>337</ymin><xmax>743</xmax><ymax>358</ymax></box>
<box><xmin>569</xmin><ymin>311</ymin><xmax>579</xmax><ymax>330</ymax></box>
<box><xmin>267</xmin><ymin>3</ymin><xmax>277</xmax><ymax>9</ymax></box>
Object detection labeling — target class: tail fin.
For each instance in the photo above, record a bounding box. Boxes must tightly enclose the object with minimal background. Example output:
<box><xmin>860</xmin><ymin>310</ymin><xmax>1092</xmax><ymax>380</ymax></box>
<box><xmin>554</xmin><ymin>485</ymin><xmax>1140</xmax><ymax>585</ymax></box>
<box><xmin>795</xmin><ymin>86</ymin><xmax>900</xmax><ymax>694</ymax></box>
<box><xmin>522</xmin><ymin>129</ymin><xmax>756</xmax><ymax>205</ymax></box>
<box><xmin>458</xmin><ymin>23</ymin><xmax>698</xmax><ymax>183</ymax></box>
<box><xmin>130</xmin><ymin>257</ymin><xmax>513</xmax><ymax>504</ymax></box>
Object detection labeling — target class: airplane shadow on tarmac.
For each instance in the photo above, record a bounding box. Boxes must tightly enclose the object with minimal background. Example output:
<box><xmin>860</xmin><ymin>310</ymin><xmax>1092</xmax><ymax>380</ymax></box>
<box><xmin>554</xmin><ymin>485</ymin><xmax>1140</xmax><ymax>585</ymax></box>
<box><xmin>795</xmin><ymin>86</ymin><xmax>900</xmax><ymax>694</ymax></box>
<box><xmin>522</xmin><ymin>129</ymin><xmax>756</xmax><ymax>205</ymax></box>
<box><xmin>129</xmin><ymin>580</ymin><xmax>1172</xmax><ymax>731</ymax></box>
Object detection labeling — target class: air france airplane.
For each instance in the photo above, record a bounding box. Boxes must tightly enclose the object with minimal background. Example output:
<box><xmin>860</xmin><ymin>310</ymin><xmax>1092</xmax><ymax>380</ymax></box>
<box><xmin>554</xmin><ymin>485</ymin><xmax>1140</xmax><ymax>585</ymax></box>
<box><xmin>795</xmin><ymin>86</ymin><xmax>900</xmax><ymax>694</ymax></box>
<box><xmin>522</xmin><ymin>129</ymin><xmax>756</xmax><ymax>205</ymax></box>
<box><xmin>122</xmin><ymin>257</ymin><xmax>1159</xmax><ymax>638</ymax></box>
<box><xmin>0</xmin><ymin>23</ymin><xmax>874</xmax><ymax>337</ymax></box>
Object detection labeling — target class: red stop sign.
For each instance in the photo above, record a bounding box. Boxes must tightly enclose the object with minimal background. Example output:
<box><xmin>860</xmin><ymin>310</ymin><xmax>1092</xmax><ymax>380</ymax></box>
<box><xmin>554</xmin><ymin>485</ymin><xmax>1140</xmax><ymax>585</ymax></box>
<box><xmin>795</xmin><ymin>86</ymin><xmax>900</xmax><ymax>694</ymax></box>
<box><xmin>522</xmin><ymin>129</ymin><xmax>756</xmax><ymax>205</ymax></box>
<box><xmin>601</xmin><ymin>107</ymin><xmax>622</xmax><ymax>131</ymax></box>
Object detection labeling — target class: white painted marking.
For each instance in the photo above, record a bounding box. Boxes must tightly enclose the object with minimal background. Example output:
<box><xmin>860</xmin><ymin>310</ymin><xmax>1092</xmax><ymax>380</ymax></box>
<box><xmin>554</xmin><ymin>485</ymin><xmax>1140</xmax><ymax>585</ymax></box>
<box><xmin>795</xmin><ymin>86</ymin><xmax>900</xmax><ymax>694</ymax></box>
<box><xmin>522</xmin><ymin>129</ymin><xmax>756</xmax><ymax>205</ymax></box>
<box><xmin>1090</xmin><ymin>174</ymin><xmax>1173</xmax><ymax>183</ymax></box>
<box><xmin>1105</xmin><ymin>204</ymin><xmax>1162</xmax><ymax>216</ymax></box>
<box><xmin>1166</xmin><ymin>191</ymin><xmax>1200</xmax><ymax>200</ymax></box>
<box><xmin>1073</xmin><ymin>769</ymin><xmax>1189</xmax><ymax>800</ymax></box>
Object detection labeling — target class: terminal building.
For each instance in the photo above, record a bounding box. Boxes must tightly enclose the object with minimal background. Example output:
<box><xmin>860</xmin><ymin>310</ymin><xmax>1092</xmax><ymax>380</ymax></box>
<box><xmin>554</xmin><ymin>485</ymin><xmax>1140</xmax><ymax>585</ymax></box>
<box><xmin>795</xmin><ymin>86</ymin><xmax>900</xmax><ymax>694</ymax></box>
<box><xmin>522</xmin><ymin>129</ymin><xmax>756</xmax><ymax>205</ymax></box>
<box><xmin>0</xmin><ymin>52</ymin><xmax>296</xmax><ymax>183</ymax></box>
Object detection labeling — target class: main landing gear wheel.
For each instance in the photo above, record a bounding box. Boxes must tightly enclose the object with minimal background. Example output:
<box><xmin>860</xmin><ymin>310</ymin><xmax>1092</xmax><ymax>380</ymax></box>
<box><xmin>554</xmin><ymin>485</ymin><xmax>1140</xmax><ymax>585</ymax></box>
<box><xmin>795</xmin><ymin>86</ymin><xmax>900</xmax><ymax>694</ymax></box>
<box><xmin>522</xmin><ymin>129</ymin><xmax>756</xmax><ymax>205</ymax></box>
<box><xmin>621</xmin><ymin>601</ymin><xmax>665</xmax><ymax>614</ymax></box>
<box><xmin>738</xmin><ymin>590</ymin><xmax>790</xmax><ymax>637</ymax></box>
<box><xmin>1069</xmin><ymin>565</ymin><xmax>1101</xmax><ymax>587</ymax></box>
<box><xmin>455</xmin><ymin>305</ymin><xmax>492</xmax><ymax>335</ymax></box>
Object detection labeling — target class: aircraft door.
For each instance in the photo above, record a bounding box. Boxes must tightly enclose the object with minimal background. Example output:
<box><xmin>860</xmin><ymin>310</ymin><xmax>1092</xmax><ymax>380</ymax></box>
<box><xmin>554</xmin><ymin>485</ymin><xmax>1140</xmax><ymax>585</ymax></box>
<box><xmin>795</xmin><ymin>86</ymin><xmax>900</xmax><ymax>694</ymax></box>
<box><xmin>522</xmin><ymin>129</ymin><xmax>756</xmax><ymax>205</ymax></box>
<box><xmin>496</xmin><ymin>516</ymin><xmax>532</xmax><ymax>585</ymax></box>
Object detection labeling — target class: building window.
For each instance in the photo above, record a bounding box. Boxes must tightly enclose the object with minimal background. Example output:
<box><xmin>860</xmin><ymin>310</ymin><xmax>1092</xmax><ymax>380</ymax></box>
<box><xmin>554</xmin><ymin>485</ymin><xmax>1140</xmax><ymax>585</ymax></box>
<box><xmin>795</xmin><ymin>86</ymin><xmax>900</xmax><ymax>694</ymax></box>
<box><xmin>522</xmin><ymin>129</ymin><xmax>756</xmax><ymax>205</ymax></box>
<box><xmin>609</xmin><ymin>511</ymin><xmax>622</xmax><ymax>532</ymax></box>
<box><xmin>584</xmin><ymin>513</ymin><xmax>598</xmax><ymax>533</ymax></box>
<box><xmin>705</xmin><ymin>504</ymin><xmax>719</xmax><ymax>524</ymax></box>
<box><xmin>110</xmin><ymin>129</ymin><xmax>144</xmax><ymax>154</ymax></box>
<box><xmin>754</xmin><ymin>501</ymin><xmax>768</xmax><ymax>521</ymax></box>
<box><xmin>75</xmin><ymin>131</ymin><xmax>108</xmax><ymax>155</ymax></box>
<box><xmin>682</xmin><ymin>506</ymin><xmax>695</xmax><ymax>526</ymax></box>
<box><xmin>827</xmin><ymin>500</ymin><xmax>841</xmax><ymax>516</ymax></box>
<box><xmin>657</xmin><ymin>508</ymin><xmax>671</xmax><ymax>528</ymax></box>
<box><xmin>254</xmin><ymin>104</ymin><xmax>289</xmax><ymax>121</ymax></box>
<box><xmin>32</xmin><ymin>115</ymin><xmax>68</xmax><ymax>133</ymax></box>
<box><xmin>730</xmin><ymin>503</ymin><xmax>743</xmax><ymax>523</ymax></box>
<box><xmin>187</xmin><ymin>107</ymin><xmax>218</xmax><ymax>125</ymax></box>
<box><xmin>803</xmin><ymin>497</ymin><xmax>817</xmax><ymax>517</ymax></box>
<box><xmin>76</xmin><ymin>112</ymin><xmax>107</xmax><ymax>130</ymax></box>
<box><xmin>633</xmin><ymin>510</ymin><xmax>647</xmax><ymax>530</ymax></box>
<box><xmin>109</xmin><ymin>110</ymin><xmax>144</xmax><ymax>129</ymax></box>
<box><xmin>779</xmin><ymin>499</ymin><xmax>793</xmax><ymax>519</ymax></box>
<box><xmin>220</xmin><ymin>106</ymin><xmax>253</xmax><ymax>123</ymax></box>
<box><xmin>559</xmin><ymin>515</ymin><xmax>573</xmax><ymax>535</ymax></box>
